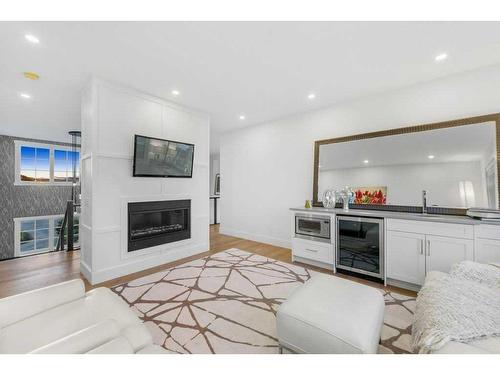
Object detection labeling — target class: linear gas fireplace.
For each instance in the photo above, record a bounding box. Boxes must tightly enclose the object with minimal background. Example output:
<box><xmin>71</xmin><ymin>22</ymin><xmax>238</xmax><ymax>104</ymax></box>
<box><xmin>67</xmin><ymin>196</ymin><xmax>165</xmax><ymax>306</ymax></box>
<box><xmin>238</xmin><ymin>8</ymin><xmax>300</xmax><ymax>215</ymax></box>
<box><xmin>128</xmin><ymin>199</ymin><xmax>191</xmax><ymax>252</ymax></box>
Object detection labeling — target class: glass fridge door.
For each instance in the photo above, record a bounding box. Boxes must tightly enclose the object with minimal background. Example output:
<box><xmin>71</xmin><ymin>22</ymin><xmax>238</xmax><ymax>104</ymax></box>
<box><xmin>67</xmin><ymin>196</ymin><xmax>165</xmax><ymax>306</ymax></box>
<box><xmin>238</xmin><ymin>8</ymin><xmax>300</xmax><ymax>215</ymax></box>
<box><xmin>337</xmin><ymin>218</ymin><xmax>381</xmax><ymax>275</ymax></box>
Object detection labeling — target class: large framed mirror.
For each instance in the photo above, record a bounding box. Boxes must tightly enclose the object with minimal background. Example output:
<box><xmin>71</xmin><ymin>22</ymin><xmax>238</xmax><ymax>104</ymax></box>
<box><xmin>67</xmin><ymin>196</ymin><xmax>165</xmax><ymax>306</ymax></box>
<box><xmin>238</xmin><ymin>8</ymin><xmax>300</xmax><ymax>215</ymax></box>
<box><xmin>313</xmin><ymin>114</ymin><xmax>500</xmax><ymax>213</ymax></box>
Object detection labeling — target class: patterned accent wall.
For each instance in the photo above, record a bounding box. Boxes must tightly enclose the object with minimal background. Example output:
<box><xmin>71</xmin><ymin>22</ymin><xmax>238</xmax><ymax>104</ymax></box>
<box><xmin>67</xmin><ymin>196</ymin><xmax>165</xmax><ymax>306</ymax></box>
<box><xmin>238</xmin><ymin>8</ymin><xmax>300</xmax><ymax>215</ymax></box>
<box><xmin>0</xmin><ymin>135</ymin><xmax>74</xmax><ymax>260</ymax></box>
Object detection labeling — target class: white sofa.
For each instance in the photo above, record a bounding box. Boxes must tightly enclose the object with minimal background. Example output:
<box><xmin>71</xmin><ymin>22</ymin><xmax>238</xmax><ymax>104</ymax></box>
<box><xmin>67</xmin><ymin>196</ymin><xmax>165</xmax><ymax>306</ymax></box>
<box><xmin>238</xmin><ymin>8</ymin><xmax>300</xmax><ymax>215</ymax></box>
<box><xmin>413</xmin><ymin>262</ymin><xmax>500</xmax><ymax>354</ymax></box>
<box><xmin>0</xmin><ymin>279</ymin><xmax>166</xmax><ymax>354</ymax></box>
<box><xmin>423</xmin><ymin>270</ymin><xmax>500</xmax><ymax>355</ymax></box>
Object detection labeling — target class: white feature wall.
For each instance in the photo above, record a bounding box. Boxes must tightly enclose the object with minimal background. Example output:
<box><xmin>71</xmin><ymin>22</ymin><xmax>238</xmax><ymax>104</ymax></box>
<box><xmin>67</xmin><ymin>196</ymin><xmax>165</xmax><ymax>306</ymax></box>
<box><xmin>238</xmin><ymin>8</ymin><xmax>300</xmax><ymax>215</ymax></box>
<box><xmin>80</xmin><ymin>79</ymin><xmax>210</xmax><ymax>284</ymax></box>
<box><xmin>220</xmin><ymin>64</ymin><xmax>500</xmax><ymax>249</ymax></box>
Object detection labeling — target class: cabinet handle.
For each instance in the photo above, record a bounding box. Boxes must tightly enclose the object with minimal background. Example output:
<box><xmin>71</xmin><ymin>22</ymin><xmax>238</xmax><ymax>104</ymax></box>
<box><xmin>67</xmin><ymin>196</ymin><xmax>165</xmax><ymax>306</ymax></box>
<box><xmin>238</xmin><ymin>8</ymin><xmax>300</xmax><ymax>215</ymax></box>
<box><xmin>305</xmin><ymin>248</ymin><xmax>319</xmax><ymax>253</ymax></box>
<box><xmin>427</xmin><ymin>240</ymin><xmax>431</xmax><ymax>256</ymax></box>
<box><xmin>420</xmin><ymin>239</ymin><xmax>424</xmax><ymax>255</ymax></box>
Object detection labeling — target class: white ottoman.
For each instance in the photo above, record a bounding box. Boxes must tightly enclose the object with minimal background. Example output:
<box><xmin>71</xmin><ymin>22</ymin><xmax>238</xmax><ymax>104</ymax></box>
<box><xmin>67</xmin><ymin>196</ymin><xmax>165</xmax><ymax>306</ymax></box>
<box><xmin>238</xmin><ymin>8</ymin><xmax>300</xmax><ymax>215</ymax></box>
<box><xmin>276</xmin><ymin>273</ymin><xmax>385</xmax><ymax>354</ymax></box>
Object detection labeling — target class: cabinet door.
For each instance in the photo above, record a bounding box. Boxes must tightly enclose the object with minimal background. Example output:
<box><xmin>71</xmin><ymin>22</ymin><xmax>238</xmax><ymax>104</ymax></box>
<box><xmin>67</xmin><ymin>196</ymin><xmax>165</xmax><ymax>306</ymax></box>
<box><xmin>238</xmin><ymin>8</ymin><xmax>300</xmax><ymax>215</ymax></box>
<box><xmin>476</xmin><ymin>238</ymin><xmax>500</xmax><ymax>264</ymax></box>
<box><xmin>386</xmin><ymin>231</ymin><xmax>426</xmax><ymax>285</ymax></box>
<box><xmin>425</xmin><ymin>235</ymin><xmax>474</xmax><ymax>274</ymax></box>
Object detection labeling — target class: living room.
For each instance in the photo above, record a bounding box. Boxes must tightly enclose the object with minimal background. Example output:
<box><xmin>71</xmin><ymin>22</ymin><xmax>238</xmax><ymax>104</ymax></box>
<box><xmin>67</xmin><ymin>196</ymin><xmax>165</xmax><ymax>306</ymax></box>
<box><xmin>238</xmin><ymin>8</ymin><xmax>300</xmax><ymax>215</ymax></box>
<box><xmin>1</xmin><ymin>1</ymin><xmax>499</xmax><ymax>374</ymax></box>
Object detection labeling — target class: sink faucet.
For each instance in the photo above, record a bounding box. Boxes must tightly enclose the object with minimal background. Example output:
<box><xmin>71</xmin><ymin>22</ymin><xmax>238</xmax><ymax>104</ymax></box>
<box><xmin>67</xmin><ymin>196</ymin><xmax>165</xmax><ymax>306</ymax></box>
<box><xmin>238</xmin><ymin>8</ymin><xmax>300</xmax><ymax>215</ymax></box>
<box><xmin>422</xmin><ymin>190</ymin><xmax>427</xmax><ymax>214</ymax></box>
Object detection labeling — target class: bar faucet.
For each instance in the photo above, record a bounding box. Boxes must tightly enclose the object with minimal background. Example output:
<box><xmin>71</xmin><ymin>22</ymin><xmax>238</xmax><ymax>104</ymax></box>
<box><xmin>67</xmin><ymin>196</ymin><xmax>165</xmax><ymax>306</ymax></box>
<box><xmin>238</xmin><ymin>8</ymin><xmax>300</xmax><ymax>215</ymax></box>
<box><xmin>422</xmin><ymin>190</ymin><xmax>427</xmax><ymax>214</ymax></box>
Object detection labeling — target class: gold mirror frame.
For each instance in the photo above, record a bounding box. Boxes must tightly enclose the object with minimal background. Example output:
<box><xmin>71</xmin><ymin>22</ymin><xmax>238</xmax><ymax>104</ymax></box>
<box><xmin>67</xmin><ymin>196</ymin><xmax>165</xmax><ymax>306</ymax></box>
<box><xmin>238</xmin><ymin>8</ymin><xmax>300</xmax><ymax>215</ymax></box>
<box><xmin>313</xmin><ymin>113</ymin><xmax>500</xmax><ymax>210</ymax></box>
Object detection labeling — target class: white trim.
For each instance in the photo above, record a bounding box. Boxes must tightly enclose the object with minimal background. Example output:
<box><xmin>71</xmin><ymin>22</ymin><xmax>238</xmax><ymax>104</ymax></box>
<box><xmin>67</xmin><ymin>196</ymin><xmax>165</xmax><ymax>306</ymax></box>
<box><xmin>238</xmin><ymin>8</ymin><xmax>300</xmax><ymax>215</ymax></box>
<box><xmin>88</xmin><ymin>242</ymin><xmax>208</xmax><ymax>285</ymax></box>
<box><xmin>14</xmin><ymin>140</ymin><xmax>80</xmax><ymax>186</ymax></box>
<box><xmin>80</xmin><ymin>153</ymin><xmax>92</xmax><ymax>161</ymax></box>
<box><xmin>92</xmin><ymin>77</ymin><xmax>210</xmax><ymax>121</ymax></box>
<box><xmin>80</xmin><ymin>260</ymin><xmax>92</xmax><ymax>284</ymax></box>
<box><xmin>91</xmin><ymin>152</ymin><xmax>209</xmax><ymax>169</ymax></box>
<box><xmin>94</xmin><ymin>225</ymin><xmax>121</xmax><ymax>234</ymax></box>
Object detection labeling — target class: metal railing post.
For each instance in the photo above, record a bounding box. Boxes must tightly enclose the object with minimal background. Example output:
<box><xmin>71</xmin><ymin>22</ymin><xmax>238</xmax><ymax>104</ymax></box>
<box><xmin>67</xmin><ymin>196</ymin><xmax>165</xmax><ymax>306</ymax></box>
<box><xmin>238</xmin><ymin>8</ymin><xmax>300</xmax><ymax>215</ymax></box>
<box><xmin>67</xmin><ymin>200</ymin><xmax>74</xmax><ymax>251</ymax></box>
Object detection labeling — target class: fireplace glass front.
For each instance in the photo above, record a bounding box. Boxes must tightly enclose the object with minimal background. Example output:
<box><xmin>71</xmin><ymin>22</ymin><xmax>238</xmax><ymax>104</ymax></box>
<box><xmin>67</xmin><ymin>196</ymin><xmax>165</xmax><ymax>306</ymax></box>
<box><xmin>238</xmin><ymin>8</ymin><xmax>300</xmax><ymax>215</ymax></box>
<box><xmin>128</xmin><ymin>199</ymin><xmax>190</xmax><ymax>252</ymax></box>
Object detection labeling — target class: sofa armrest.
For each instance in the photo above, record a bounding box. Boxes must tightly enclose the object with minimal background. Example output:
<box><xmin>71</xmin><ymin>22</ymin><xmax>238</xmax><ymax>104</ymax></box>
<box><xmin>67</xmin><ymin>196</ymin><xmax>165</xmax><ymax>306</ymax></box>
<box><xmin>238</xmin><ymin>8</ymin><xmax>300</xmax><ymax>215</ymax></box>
<box><xmin>86</xmin><ymin>337</ymin><xmax>135</xmax><ymax>354</ymax></box>
<box><xmin>30</xmin><ymin>319</ymin><xmax>120</xmax><ymax>354</ymax></box>
<box><xmin>136</xmin><ymin>345</ymin><xmax>169</xmax><ymax>354</ymax></box>
<box><xmin>0</xmin><ymin>279</ymin><xmax>85</xmax><ymax>328</ymax></box>
<box><xmin>120</xmin><ymin>323</ymin><xmax>154</xmax><ymax>352</ymax></box>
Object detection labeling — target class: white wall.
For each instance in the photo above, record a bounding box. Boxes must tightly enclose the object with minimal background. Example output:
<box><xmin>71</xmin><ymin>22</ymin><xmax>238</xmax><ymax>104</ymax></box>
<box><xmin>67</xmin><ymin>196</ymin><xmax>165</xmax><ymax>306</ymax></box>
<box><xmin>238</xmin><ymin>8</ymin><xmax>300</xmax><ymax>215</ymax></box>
<box><xmin>319</xmin><ymin>161</ymin><xmax>486</xmax><ymax>208</ymax></box>
<box><xmin>80</xmin><ymin>79</ymin><xmax>210</xmax><ymax>284</ymax></box>
<box><xmin>220</xmin><ymin>64</ymin><xmax>500</xmax><ymax>249</ymax></box>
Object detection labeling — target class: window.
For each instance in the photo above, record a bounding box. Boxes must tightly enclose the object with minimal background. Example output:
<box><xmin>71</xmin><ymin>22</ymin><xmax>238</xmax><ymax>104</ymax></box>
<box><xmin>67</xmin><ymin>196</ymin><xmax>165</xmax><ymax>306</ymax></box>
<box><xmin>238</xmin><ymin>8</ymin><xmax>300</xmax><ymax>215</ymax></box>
<box><xmin>19</xmin><ymin>146</ymin><xmax>50</xmax><ymax>182</ymax></box>
<box><xmin>15</xmin><ymin>141</ymin><xmax>80</xmax><ymax>185</ymax></box>
<box><xmin>54</xmin><ymin>149</ymin><xmax>80</xmax><ymax>183</ymax></box>
<box><xmin>15</xmin><ymin>214</ymin><xmax>80</xmax><ymax>257</ymax></box>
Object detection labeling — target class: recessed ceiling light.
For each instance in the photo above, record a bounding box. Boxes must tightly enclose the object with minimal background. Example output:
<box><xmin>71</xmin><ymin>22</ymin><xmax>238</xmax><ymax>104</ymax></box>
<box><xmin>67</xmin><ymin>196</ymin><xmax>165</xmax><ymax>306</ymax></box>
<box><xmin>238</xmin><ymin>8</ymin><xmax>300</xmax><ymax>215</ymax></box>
<box><xmin>307</xmin><ymin>93</ymin><xmax>316</xmax><ymax>100</ymax></box>
<box><xmin>435</xmin><ymin>53</ymin><xmax>448</xmax><ymax>62</ymax></box>
<box><xmin>20</xmin><ymin>93</ymin><xmax>31</xmax><ymax>99</ymax></box>
<box><xmin>171</xmin><ymin>90</ymin><xmax>180</xmax><ymax>96</ymax></box>
<box><xmin>239</xmin><ymin>115</ymin><xmax>246</xmax><ymax>120</ymax></box>
<box><xmin>363</xmin><ymin>160</ymin><xmax>369</xmax><ymax>164</ymax></box>
<box><xmin>25</xmin><ymin>34</ymin><xmax>40</xmax><ymax>44</ymax></box>
<box><xmin>428</xmin><ymin>155</ymin><xmax>435</xmax><ymax>159</ymax></box>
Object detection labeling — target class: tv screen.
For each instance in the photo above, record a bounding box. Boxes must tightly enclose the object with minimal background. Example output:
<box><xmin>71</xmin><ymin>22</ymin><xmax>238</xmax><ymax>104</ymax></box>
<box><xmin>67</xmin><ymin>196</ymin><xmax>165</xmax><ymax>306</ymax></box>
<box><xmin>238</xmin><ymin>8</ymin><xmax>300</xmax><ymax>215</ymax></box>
<box><xmin>133</xmin><ymin>135</ymin><xmax>194</xmax><ymax>178</ymax></box>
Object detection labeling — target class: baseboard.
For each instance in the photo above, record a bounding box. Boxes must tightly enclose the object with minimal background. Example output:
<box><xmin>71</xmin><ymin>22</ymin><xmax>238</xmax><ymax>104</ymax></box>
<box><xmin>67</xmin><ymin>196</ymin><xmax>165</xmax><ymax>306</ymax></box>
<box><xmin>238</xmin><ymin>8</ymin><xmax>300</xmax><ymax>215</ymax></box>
<box><xmin>79</xmin><ymin>260</ymin><xmax>92</xmax><ymax>284</ymax></box>
<box><xmin>386</xmin><ymin>278</ymin><xmax>421</xmax><ymax>292</ymax></box>
<box><xmin>86</xmin><ymin>242</ymin><xmax>208</xmax><ymax>285</ymax></box>
<box><xmin>219</xmin><ymin>226</ymin><xmax>291</xmax><ymax>249</ymax></box>
<box><xmin>292</xmin><ymin>255</ymin><xmax>334</xmax><ymax>271</ymax></box>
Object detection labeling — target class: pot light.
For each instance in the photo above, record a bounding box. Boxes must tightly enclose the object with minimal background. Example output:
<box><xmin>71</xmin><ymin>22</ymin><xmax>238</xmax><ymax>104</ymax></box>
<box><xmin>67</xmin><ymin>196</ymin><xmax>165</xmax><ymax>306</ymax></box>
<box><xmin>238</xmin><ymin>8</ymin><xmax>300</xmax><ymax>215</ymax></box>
<box><xmin>363</xmin><ymin>160</ymin><xmax>369</xmax><ymax>164</ymax></box>
<box><xmin>428</xmin><ymin>155</ymin><xmax>435</xmax><ymax>159</ymax></box>
<box><xmin>25</xmin><ymin>34</ymin><xmax>40</xmax><ymax>44</ymax></box>
<box><xmin>20</xmin><ymin>93</ymin><xmax>31</xmax><ymax>99</ymax></box>
<box><xmin>171</xmin><ymin>90</ymin><xmax>180</xmax><ymax>96</ymax></box>
<box><xmin>239</xmin><ymin>115</ymin><xmax>246</xmax><ymax>120</ymax></box>
<box><xmin>307</xmin><ymin>93</ymin><xmax>316</xmax><ymax>100</ymax></box>
<box><xmin>435</xmin><ymin>53</ymin><xmax>448</xmax><ymax>62</ymax></box>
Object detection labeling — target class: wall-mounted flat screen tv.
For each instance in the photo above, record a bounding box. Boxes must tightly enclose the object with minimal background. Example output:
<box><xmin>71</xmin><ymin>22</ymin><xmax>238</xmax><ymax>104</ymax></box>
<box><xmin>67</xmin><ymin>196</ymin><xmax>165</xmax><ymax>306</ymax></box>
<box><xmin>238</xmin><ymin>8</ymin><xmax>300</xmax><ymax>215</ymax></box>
<box><xmin>133</xmin><ymin>135</ymin><xmax>194</xmax><ymax>178</ymax></box>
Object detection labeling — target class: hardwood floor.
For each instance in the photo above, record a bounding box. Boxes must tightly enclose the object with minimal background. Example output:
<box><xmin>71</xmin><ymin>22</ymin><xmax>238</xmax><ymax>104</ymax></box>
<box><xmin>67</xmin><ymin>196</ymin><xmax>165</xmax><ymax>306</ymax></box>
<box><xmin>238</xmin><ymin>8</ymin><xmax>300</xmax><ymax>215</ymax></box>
<box><xmin>0</xmin><ymin>224</ymin><xmax>416</xmax><ymax>298</ymax></box>
<box><xmin>0</xmin><ymin>249</ymin><xmax>83</xmax><ymax>298</ymax></box>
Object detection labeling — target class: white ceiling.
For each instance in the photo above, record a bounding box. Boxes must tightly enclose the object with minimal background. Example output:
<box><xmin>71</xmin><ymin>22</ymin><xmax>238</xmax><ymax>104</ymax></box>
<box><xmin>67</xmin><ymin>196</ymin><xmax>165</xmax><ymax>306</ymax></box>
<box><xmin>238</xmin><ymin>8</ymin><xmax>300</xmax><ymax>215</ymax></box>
<box><xmin>2</xmin><ymin>22</ymin><xmax>500</xmax><ymax>143</ymax></box>
<box><xmin>319</xmin><ymin>121</ymin><xmax>496</xmax><ymax>170</ymax></box>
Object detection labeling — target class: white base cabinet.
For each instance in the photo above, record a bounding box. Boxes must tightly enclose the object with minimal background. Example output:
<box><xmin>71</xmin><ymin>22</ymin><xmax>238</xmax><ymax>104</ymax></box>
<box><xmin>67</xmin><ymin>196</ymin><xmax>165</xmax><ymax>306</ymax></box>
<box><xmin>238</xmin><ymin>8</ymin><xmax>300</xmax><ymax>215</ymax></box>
<box><xmin>475</xmin><ymin>239</ymin><xmax>500</xmax><ymax>264</ymax></box>
<box><xmin>290</xmin><ymin>211</ymin><xmax>500</xmax><ymax>290</ymax></box>
<box><xmin>386</xmin><ymin>219</ymin><xmax>474</xmax><ymax>287</ymax></box>
<box><xmin>475</xmin><ymin>224</ymin><xmax>500</xmax><ymax>264</ymax></box>
<box><xmin>292</xmin><ymin>237</ymin><xmax>334</xmax><ymax>266</ymax></box>
<box><xmin>425</xmin><ymin>235</ymin><xmax>473</xmax><ymax>273</ymax></box>
<box><xmin>386</xmin><ymin>231</ymin><xmax>426</xmax><ymax>285</ymax></box>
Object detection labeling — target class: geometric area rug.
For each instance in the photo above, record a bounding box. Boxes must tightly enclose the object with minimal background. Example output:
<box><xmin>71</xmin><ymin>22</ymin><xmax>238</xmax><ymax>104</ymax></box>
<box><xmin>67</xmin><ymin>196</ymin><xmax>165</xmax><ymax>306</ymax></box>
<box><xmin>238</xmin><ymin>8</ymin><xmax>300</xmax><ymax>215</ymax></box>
<box><xmin>112</xmin><ymin>249</ymin><xmax>416</xmax><ymax>354</ymax></box>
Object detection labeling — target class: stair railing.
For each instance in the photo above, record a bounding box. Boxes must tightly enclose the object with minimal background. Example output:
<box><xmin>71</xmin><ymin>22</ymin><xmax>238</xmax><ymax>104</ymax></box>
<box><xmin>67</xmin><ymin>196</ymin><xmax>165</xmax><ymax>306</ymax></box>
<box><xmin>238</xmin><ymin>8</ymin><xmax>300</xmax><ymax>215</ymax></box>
<box><xmin>56</xmin><ymin>200</ymin><xmax>80</xmax><ymax>251</ymax></box>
